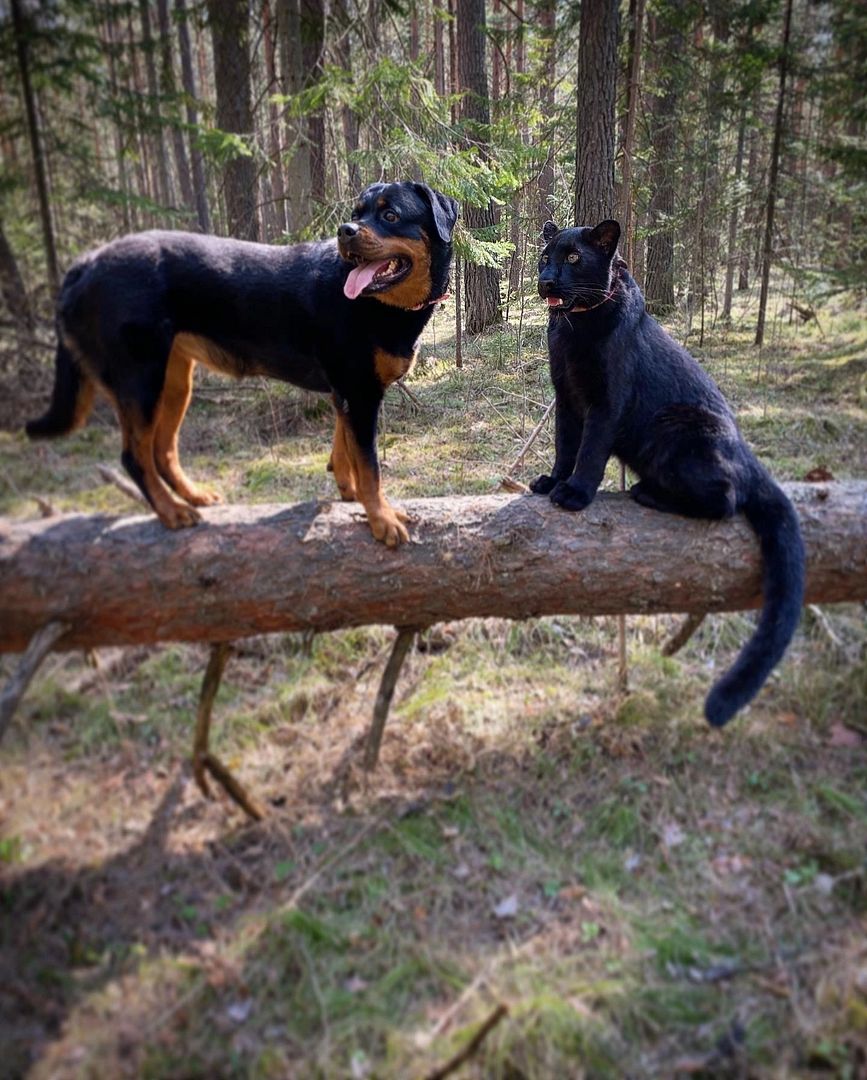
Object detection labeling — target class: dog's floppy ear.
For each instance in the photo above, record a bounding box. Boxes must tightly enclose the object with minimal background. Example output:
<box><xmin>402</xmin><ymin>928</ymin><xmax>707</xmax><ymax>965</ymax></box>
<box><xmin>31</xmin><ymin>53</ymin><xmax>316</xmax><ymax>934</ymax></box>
<box><xmin>588</xmin><ymin>220</ymin><xmax>621</xmax><ymax>256</ymax></box>
<box><xmin>542</xmin><ymin>220</ymin><xmax>560</xmax><ymax>243</ymax></box>
<box><xmin>413</xmin><ymin>183</ymin><xmax>459</xmax><ymax>243</ymax></box>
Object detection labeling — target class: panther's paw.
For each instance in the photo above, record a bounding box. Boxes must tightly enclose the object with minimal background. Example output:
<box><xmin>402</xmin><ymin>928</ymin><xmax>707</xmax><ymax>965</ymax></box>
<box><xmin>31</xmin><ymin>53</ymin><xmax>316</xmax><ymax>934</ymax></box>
<box><xmin>550</xmin><ymin>480</ymin><xmax>593</xmax><ymax>512</ymax></box>
<box><xmin>529</xmin><ymin>474</ymin><xmax>558</xmax><ymax>495</ymax></box>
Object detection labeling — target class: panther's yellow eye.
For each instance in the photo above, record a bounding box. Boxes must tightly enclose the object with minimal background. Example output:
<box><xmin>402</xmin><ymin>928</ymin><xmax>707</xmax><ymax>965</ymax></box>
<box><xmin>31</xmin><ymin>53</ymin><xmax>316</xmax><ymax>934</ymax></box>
<box><xmin>540</xmin><ymin>254</ymin><xmax>549</xmax><ymax>265</ymax></box>
<box><xmin>567</xmin><ymin>252</ymin><xmax>580</xmax><ymax>264</ymax></box>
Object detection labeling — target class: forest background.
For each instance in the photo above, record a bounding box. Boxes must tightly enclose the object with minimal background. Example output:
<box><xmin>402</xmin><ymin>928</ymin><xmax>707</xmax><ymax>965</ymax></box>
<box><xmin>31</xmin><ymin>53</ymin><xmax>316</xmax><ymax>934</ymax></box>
<box><xmin>1</xmin><ymin>0</ymin><xmax>866</xmax><ymax>1077</ymax></box>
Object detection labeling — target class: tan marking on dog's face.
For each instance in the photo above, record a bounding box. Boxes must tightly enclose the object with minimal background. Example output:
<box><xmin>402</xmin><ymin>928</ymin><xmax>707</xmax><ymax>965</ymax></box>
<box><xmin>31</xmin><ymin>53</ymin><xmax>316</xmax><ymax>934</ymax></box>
<box><xmin>374</xmin><ymin>347</ymin><xmax>417</xmax><ymax>388</ymax></box>
<box><xmin>342</xmin><ymin>231</ymin><xmax>433</xmax><ymax>309</ymax></box>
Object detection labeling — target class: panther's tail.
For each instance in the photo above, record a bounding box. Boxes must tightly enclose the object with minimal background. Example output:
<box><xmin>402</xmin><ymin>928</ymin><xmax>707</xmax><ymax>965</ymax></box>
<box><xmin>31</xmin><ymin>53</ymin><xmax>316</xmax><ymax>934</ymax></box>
<box><xmin>704</xmin><ymin>469</ymin><xmax>805</xmax><ymax>726</ymax></box>
<box><xmin>26</xmin><ymin>336</ymin><xmax>94</xmax><ymax>438</ymax></box>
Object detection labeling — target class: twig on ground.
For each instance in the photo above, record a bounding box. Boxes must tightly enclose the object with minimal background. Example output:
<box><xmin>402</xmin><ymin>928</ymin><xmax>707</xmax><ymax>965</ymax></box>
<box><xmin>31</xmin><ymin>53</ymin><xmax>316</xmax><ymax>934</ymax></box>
<box><xmin>394</xmin><ymin>378</ymin><xmax>423</xmax><ymax>410</ymax></box>
<box><xmin>193</xmin><ymin>642</ymin><xmax>265</xmax><ymax>821</ymax></box>
<box><xmin>806</xmin><ymin>603</ymin><xmax>846</xmax><ymax>653</ymax></box>
<box><xmin>364</xmin><ymin>626</ymin><xmax>419</xmax><ymax>770</ymax></box>
<box><xmin>662</xmin><ymin>612</ymin><xmax>707</xmax><ymax>656</ymax></box>
<box><xmin>499</xmin><ymin>475</ymin><xmax>530</xmax><ymax>494</ymax></box>
<box><xmin>96</xmin><ymin>464</ymin><xmax>149</xmax><ymax>508</ymax></box>
<box><xmin>502</xmin><ymin>396</ymin><xmax>556</xmax><ymax>478</ymax></box>
<box><xmin>34</xmin><ymin>496</ymin><xmax>57</xmax><ymax>518</ymax></box>
<box><xmin>425</xmin><ymin>1003</ymin><xmax>509</xmax><ymax>1080</ymax></box>
<box><xmin>0</xmin><ymin>620</ymin><xmax>69</xmax><ymax>742</ymax></box>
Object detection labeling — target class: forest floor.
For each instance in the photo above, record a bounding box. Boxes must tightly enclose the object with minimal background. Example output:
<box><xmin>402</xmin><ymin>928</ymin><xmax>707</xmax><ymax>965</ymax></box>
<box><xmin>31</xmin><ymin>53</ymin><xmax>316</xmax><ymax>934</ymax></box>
<box><xmin>1</xmin><ymin>290</ymin><xmax>866</xmax><ymax>1079</ymax></box>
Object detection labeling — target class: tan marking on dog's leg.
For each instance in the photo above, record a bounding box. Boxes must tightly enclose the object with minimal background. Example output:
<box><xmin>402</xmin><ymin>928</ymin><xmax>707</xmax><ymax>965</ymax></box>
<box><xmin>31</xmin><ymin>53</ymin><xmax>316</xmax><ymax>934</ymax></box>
<box><xmin>153</xmin><ymin>341</ymin><xmax>222</xmax><ymax>506</ymax></box>
<box><xmin>341</xmin><ymin>424</ymin><xmax>410</xmax><ymax>547</ymax></box>
<box><xmin>330</xmin><ymin>410</ymin><xmax>358</xmax><ymax>501</ymax></box>
<box><xmin>119</xmin><ymin>407</ymin><xmax>201</xmax><ymax>529</ymax></box>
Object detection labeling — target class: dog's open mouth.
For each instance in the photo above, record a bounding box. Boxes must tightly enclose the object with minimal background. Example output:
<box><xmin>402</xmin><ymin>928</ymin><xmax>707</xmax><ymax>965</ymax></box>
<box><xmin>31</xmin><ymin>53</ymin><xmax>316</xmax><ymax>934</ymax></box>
<box><xmin>343</xmin><ymin>255</ymin><xmax>412</xmax><ymax>300</ymax></box>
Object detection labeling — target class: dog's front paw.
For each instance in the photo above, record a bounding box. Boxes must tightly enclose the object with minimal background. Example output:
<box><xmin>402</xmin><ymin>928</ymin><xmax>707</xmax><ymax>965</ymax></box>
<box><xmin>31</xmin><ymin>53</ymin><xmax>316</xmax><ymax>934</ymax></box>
<box><xmin>529</xmin><ymin>474</ymin><xmax>558</xmax><ymax>495</ymax></box>
<box><xmin>550</xmin><ymin>480</ymin><xmax>594</xmax><ymax>512</ymax></box>
<box><xmin>367</xmin><ymin>502</ymin><xmax>411</xmax><ymax>547</ymax></box>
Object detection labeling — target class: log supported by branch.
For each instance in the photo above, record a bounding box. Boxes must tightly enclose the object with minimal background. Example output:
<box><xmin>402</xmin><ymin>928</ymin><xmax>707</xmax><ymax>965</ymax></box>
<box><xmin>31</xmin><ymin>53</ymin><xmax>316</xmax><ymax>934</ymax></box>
<box><xmin>0</xmin><ymin>483</ymin><xmax>864</xmax><ymax>653</ymax></box>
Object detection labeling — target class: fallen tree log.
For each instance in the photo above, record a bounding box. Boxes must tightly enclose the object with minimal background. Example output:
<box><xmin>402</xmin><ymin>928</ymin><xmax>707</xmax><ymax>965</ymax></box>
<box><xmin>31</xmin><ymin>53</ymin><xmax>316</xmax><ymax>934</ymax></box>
<box><xmin>0</xmin><ymin>482</ymin><xmax>864</xmax><ymax>653</ymax></box>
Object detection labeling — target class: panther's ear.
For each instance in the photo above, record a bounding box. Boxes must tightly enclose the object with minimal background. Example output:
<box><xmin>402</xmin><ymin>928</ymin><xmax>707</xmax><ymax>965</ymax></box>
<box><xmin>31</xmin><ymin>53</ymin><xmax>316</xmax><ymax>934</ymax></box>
<box><xmin>413</xmin><ymin>183</ymin><xmax>459</xmax><ymax>243</ymax></box>
<box><xmin>542</xmin><ymin>220</ymin><xmax>560</xmax><ymax>243</ymax></box>
<box><xmin>588</xmin><ymin>220</ymin><xmax>621</xmax><ymax>256</ymax></box>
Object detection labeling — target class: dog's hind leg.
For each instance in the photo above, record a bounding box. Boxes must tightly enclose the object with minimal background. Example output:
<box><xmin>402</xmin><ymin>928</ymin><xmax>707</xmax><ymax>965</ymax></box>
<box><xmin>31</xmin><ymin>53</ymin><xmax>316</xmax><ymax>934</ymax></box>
<box><xmin>111</xmin><ymin>322</ymin><xmax>202</xmax><ymax>528</ymax></box>
<box><xmin>153</xmin><ymin>342</ymin><xmax>222</xmax><ymax>507</ymax></box>
<box><xmin>119</xmin><ymin>404</ymin><xmax>202</xmax><ymax>528</ymax></box>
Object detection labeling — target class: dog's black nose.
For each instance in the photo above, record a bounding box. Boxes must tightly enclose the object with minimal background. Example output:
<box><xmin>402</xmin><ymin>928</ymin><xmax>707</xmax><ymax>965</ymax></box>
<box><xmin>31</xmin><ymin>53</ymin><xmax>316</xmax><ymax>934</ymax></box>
<box><xmin>338</xmin><ymin>222</ymin><xmax>359</xmax><ymax>241</ymax></box>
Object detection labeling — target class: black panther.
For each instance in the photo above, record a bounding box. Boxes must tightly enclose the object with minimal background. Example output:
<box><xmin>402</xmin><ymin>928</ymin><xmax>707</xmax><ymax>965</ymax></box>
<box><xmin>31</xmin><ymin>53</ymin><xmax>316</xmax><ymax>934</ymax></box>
<box><xmin>533</xmin><ymin>218</ymin><xmax>805</xmax><ymax>727</ymax></box>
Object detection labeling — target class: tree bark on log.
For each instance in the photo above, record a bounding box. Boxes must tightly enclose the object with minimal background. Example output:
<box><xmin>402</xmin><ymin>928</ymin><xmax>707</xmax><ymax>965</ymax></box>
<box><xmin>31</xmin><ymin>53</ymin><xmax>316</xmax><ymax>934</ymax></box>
<box><xmin>0</xmin><ymin>483</ymin><xmax>864</xmax><ymax>653</ymax></box>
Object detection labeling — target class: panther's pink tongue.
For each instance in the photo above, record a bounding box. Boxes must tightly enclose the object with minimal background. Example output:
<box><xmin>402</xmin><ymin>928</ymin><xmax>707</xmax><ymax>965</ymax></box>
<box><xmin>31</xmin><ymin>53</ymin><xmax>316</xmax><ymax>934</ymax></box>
<box><xmin>344</xmin><ymin>260</ymin><xmax>390</xmax><ymax>300</ymax></box>
<box><xmin>547</xmin><ymin>296</ymin><xmax>563</xmax><ymax>308</ymax></box>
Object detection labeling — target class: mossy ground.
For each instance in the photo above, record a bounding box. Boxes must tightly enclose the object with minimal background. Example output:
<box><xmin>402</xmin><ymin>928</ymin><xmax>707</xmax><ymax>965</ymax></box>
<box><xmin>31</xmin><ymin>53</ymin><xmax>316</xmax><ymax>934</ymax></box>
<box><xmin>1</xmin><ymin>287</ymin><xmax>865</xmax><ymax>1078</ymax></box>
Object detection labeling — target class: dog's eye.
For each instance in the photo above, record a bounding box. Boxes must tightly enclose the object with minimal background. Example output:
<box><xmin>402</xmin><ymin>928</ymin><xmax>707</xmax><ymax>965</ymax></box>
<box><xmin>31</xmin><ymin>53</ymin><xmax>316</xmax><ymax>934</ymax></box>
<box><xmin>382</xmin><ymin>209</ymin><xmax>399</xmax><ymax>223</ymax></box>
<box><xmin>567</xmin><ymin>252</ymin><xmax>580</xmax><ymax>264</ymax></box>
<box><xmin>540</xmin><ymin>254</ymin><xmax>549</xmax><ymax>265</ymax></box>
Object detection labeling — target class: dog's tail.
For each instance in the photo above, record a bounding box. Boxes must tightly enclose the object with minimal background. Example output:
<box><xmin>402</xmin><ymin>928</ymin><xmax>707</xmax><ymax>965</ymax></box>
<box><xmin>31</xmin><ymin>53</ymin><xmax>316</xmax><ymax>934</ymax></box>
<box><xmin>26</xmin><ymin>334</ymin><xmax>95</xmax><ymax>439</ymax></box>
<box><xmin>704</xmin><ymin>468</ymin><xmax>805</xmax><ymax>727</ymax></box>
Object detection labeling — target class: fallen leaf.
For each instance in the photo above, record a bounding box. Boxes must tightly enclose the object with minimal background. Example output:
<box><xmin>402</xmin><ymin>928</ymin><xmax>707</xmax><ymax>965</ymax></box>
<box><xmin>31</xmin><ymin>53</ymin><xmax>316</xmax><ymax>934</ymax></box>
<box><xmin>711</xmin><ymin>853</ymin><xmax>752</xmax><ymax>877</ymax></box>
<box><xmin>814</xmin><ymin>873</ymin><xmax>835</xmax><ymax>896</ymax></box>
<box><xmin>662</xmin><ymin>822</ymin><xmax>686</xmax><ymax>848</ymax></box>
<box><xmin>493</xmin><ymin>894</ymin><xmax>520</xmax><ymax>919</ymax></box>
<box><xmin>226</xmin><ymin>999</ymin><xmax>252</xmax><ymax>1024</ymax></box>
<box><xmin>803</xmin><ymin>466</ymin><xmax>835</xmax><ymax>482</ymax></box>
<box><xmin>828</xmin><ymin>723</ymin><xmax>863</xmax><ymax>748</ymax></box>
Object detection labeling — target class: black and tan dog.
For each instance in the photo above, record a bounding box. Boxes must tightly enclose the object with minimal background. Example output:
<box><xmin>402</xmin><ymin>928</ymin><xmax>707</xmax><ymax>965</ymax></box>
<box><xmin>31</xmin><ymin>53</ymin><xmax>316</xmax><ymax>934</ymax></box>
<box><xmin>27</xmin><ymin>182</ymin><xmax>458</xmax><ymax>546</ymax></box>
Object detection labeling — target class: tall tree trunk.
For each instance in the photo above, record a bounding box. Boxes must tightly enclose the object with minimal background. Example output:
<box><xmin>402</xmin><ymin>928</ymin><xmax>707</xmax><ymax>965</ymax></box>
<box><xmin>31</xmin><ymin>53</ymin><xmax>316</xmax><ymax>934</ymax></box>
<box><xmin>10</xmin><ymin>0</ymin><xmax>59</xmax><ymax>291</ymax></box>
<box><xmin>127</xmin><ymin>7</ymin><xmax>154</xmax><ymax>219</ymax></box>
<box><xmin>756</xmin><ymin>0</ymin><xmax>794</xmax><ymax>347</ymax></box>
<box><xmin>721</xmin><ymin>103</ymin><xmax>747</xmax><ymax>321</ymax></box>
<box><xmin>573</xmin><ymin>0</ymin><xmax>619</xmax><ymax>224</ymax></box>
<box><xmin>740</xmin><ymin>85</ymin><xmax>761</xmax><ymax>291</ymax></box>
<box><xmin>334</xmin><ymin>0</ymin><xmax>362</xmax><ymax>195</ymax></box>
<box><xmin>302</xmin><ymin>0</ymin><xmax>326</xmax><ymax>215</ymax></box>
<box><xmin>277</xmin><ymin>0</ymin><xmax>312</xmax><ymax>234</ymax></box>
<box><xmin>157</xmin><ymin>0</ymin><xmax>195</xmax><ymax>216</ymax></box>
<box><xmin>618</xmin><ymin>0</ymin><xmax>645</xmax><ymax>268</ymax></box>
<box><xmin>0</xmin><ymin>222</ymin><xmax>34</xmax><ymax>356</ymax></box>
<box><xmin>456</xmin><ymin>0</ymin><xmax>502</xmax><ymax>334</ymax></box>
<box><xmin>507</xmin><ymin>0</ymin><xmax>525</xmax><ymax>296</ymax></box>
<box><xmin>262</xmin><ymin>0</ymin><xmax>287</xmax><ymax>237</ymax></box>
<box><xmin>103</xmin><ymin>2</ymin><xmax>132</xmax><ymax>232</ymax></box>
<box><xmin>207</xmin><ymin>0</ymin><xmax>259</xmax><ymax>241</ymax></box>
<box><xmin>433</xmin><ymin>0</ymin><xmax>446</xmax><ymax>96</ymax></box>
<box><xmin>491</xmin><ymin>0</ymin><xmax>502</xmax><ymax>106</ymax></box>
<box><xmin>644</xmin><ymin>6</ymin><xmax>680</xmax><ymax>316</ymax></box>
<box><xmin>139</xmin><ymin>0</ymin><xmax>174</xmax><ymax>207</ymax></box>
<box><xmin>537</xmin><ymin>0</ymin><xmax>556</xmax><ymax>227</ymax></box>
<box><xmin>175</xmin><ymin>0</ymin><xmax>211</xmax><ymax>232</ymax></box>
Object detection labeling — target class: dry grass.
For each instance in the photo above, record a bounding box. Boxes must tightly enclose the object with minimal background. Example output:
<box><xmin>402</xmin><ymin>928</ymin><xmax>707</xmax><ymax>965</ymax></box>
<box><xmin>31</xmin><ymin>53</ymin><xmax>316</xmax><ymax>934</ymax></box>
<box><xmin>1</xmin><ymin>289</ymin><xmax>866</xmax><ymax>1078</ymax></box>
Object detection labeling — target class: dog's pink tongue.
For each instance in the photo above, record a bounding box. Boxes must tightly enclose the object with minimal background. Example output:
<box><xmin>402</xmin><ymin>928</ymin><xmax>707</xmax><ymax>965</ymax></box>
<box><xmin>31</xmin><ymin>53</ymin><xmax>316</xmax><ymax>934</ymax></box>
<box><xmin>344</xmin><ymin>260</ymin><xmax>389</xmax><ymax>300</ymax></box>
